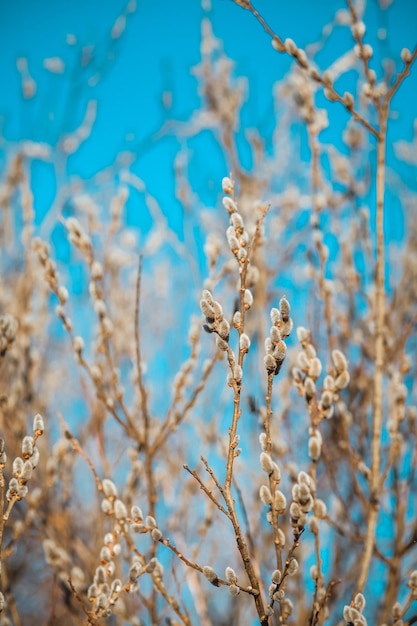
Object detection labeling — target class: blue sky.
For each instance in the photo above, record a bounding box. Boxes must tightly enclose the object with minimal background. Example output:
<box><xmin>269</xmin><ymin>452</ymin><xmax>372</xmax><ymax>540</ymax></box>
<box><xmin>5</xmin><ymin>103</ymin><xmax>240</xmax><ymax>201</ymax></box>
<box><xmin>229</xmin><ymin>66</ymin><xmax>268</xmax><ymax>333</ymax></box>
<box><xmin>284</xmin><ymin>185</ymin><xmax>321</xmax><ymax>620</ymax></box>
<box><xmin>1</xmin><ymin>0</ymin><xmax>416</xmax><ymax>178</ymax></box>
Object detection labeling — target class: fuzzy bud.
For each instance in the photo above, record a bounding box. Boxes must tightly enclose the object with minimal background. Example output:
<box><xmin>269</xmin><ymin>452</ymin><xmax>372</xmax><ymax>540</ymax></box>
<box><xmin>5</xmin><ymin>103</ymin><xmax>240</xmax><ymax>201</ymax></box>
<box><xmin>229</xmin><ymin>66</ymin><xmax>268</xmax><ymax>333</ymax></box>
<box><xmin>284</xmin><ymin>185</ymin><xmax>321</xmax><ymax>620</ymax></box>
<box><xmin>203</xmin><ymin>566</ymin><xmax>219</xmax><ymax>585</ymax></box>
<box><xmin>260</xmin><ymin>485</ymin><xmax>272</xmax><ymax>505</ymax></box>
<box><xmin>102</xmin><ymin>479</ymin><xmax>118</xmax><ymax>498</ymax></box>
<box><xmin>272</xmin><ymin>569</ymin><xmax>282</xmax><ymax>584</ymax></box>
<box><xmin>114</xmin><ymin>499</ymin><xmax>127</xmax><ymax>520</ymax></box>
<box><xmin>222</xmin><ymin>177</ymin><xmax>234</xmax><ymax>194</ymax></box>
<box><xmin>260</xmin><ymin>452</ymin><xmax>274</xmax><ymax>475</ymax></box>
<box><xmin>274</xmin><ymin>490</ymin><xmax>287</xmax><ymax>512</ymax></box>
<box><xmin>239</xmin><ymin>333</ymin><xmax>251</xmax><ymax>352</ymax></box>
<box><xmin>225</xmin><ymin>566</ymin><xmax>237</xmax><ymax>583</ymax></box>
<box><xmin>33</xmin><ymin>414</ymin><xmax>44</xmax><ymax>435</ymax></box>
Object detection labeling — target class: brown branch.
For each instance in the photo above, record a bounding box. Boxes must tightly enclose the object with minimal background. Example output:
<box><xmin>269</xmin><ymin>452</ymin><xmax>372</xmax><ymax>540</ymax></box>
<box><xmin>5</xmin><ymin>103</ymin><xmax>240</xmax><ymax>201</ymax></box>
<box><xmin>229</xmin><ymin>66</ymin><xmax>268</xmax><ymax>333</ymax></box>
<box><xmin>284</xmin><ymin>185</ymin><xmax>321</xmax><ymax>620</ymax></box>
<box><xmin>355</xmin><ymin>104</ymin><xmax>388</xmax><ymax>595</ymax></box>
<box><xmin>183</xmin><ymin>464</ymin><xmax>228</xmax><ymax>516</ymax></box>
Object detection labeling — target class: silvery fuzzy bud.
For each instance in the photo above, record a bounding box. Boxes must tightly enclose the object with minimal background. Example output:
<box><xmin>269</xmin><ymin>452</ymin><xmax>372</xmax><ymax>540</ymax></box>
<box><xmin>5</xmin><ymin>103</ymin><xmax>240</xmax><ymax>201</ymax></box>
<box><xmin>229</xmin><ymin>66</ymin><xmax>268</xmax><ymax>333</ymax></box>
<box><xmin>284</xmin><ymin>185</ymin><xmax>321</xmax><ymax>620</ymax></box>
<box><xmin>33</xmin><ymin>414</ymin><xmax>44</xmax><ymax>435</ymax></box>
<box><xmin>22</xmin><ymin>436</ymin><xmax>34</xmax><ymax>459</ymax></box>
<box><xmin>7</xmin><ymin>477</ymin><xmax>19</xmax><ymax>498</ymax></box>
<box><xmin>222</xmin><ymin>197</ymin><xmax>237</xmax><ymax>214</ymax></box>
<box><xmin>270</xmin><ymin>326</ymin><xmax>281</xmax><ymax>343</ymax></box>
<box><xmin>100</xmin><ymin>546</ymin><xmax>111</xmax><ymax>563</ymax></box>
<box><xmin>239</xmin><ymin>333</ymin><xmax>251</xmax><ymax>352</ymax></box>
<box><xmin>225</xmin><ymin>566</ymin><xmax>237</xmax><ymax>583</ymax></box>
<box><xmin>229</xmin><ymin>584</ymin><xmax>240</xmax><ymax>596</ymax></box>
<box><xmin>101</xmin><ymin>499</ymin><xmax>113</xmax><ymax>514</ymax></box>
<box><xmin>203</xmin><ymin>566</ymin><xmax>219</xmax><ymax>585</ymax></box>
<box><xmin>287</xmin><ymin>558</ymin><xmax>299</xmax><ymax>576</ymax></box>
<box><xmin>73</xmin><ymin>336</ymin><xmax>84</xmax><ymax>354</ymax></box>
<box><xmin>200</xmin><ymin>298</ymin><xmax>215</xmax><ymax>318</ymax></box>
<box><xmin>94</xmin><ymin>565</ymin><xmax>107</xmax><ymax>585</ymax></box>
<box><xmin>233</xmin><ymin>365</ymin><xmax>242</xmax><ymax>382</ymax></box>
<box><xmin>401</xmin><ymin>48</ymin><xmax>412</xmax><ymax>63</ymax></box>
<box><xmin>271</xmin><ymin>462</ymin><xmax>281</xmax><ymax>482</ymax></box>
<box><xmin>308</xmin><ymin>357</ymin><xmax>322</xmax><ymax>379</ymax></box>
<box><xmin>88</xmin><ymin>583</ymin><xmax>98</xmax><ymax>600</ymax></box>
<box><xmin>279</xmin><ymin>296</ymin><xmax>290</xmax><ymax>321</ymax></box>
<box><xmin>273</xmin><ymin>340</ymin><xmax>287</xmax><ymax>362</ymax></box>
<box><xmin>218</xmin><ymin>319</ymin><xmax>230</xmax><ymax>340</ymax></box>
<box><xmin>304</xmin><ymin>376</ymin><xmax>316</xmax><ymax>398</ymax></box>
<box><xmin>264</xmin><ymin>354</ymin><xmax>276</xmax><ymax>374</ymax></box>
<box><xmin>114</xmin><ymin>499</ymin><xmax>127</xmax><ymax>520</ymax></box>
<box><xmin>260</xmin><ymin>452</ymin><xmax>274</xmax><ymax>475</ymax></box>
<box><xmin>21</xmin><ymin>460</ymin><xmax>33</xmax><ymax>482</ymax></box>
<box><xmin>216</xmin><ymin>337</ymin><xmax>229</xmax><ymax>351</ymax></box>
<box><xmin>320</xmin><ymin>390</ymin><xmax>333</xmax><ymax>408</ymax></box>
<box><xmin>353</xmin><ymin>592</ymin><xmax>366</xmax><ymax>612</ymax></box>
<box><xmin>110</xmin><ymin>579</ymin><xmax>122</xmax><ymax>595</ymax></box>
<box><xmin>222</xmin><ymin>176</ymin><xmax>234</xmax><ymax>194</ymax></box>
<box><xmin>352</xmin><ymin>21</ymin><xmax>366</xmax><ymax>38</ymax></box>
<box><xmin>323</xmin><ymin>375</ymin><xmax>335</xmax><ymax>391</ymax></box>
<box><xmin>332</xmin><ymin>349</ymin><xmax>348</xmax><ymax>373</ymax></box>
<box><xmin>151</xmin><ymin>528</ymin><xmax>162</xmax><ymax>541</ymax></box>
<box><xmin>296</xmin><ymin>326</ymin><xmax>308</xmax><ymax>342</ymax></box>
<box><xmin>260</xmin><ymin>485</ymin><xmax>272</xmax><ymax>505</ymax></box>
<box><xmin>272</xmin><ymin>37</ymin><xmax>285</xmax><ymax>52</ymax></box>
<box><xmin>289</xmin><ymin>502</ymin><xmax>301</xmax><ymax>520</ymax></box>
<box><xmin>30</xmin><ymin>446</ymin><xmax>39</xmax><ymax>468</ymax></box>
<box><xmin>309</xmin><ymin>436</ymin><xmax>322</xmax><ymax>461</ymax></box>
<box><xmin>343</xmin><ymin>606</ymin><xmax>362</xmax><ymax>622</ymax></box>
<box><xmin>280</xmin><ymin>318</ymin><xmax>293</xmax><ymax>338</ymax></box>
<box><xmin>233</xmin><ymin>311</ymin><xmax>241</xmax><ymax>327</ymax></box>
<box><xmin>131</xmin><ymin>505</ymin><xmax>143</xmax><ymax>521</ymax></box>
<box><xmin>284</xmin><ymin>37</ymin><xmax>297</xmax><ymax>54</ymax></box>
<box><xmin>274</xmin><ymin>490</ymin><xmax>287</xmax><ymax>512</ymax></box>
<box><xmin>297</xmin><ymin>351</ymin><xmax>310</xmax><ymax>371</ymax></box>
<box><xmin>244</xmin><ymin>289</ymin><xmax>253</xmax><ymax>309</ymax></box>
<box><xmin>298</xmin><ymin>471</ymin><xmax>313</xmax><ymax>487</ymax></box>
<box><xmin>305</xmin><ymin>343</ymin><xmax>317</xmax><ymax>359</ymax></box>
<box><xmin>151</xmin><ymin>558</ymin><xmax>164</xmax><ymax>578</ymax></box>
<box><xmin>343</xmin><ymin>91</ymin><xmax>354</xmax><ymax>109</ymax></box>
<box><xmin>335</xmin><ymin>370</ymin><xmax>350</xmax><ymax>389</ymax></box>
<box><xmin>272</xmin><ymin>569</ymin><xmax>282</xmax><ymax>584</ymax></box>
<box><xmin>146</xmin><ymin>515</ymin><xmax>157</xmax><ymax>529</ymax></box>
<box><xmin>13</xmin><ymin>457</ymin><xmax>24</xmax><ymax>476</ymax></box>
<box><xmin>227</xmin><ymin>233</ymin><xmax>240</xmax><ymax>254</ymax></box>
<box><xmin>270</xmin><ymin>308</ymin><xmax>281</xmax><ymax>325</ymax></box>
<box><xmin>230</xmin><ymin>212</ymin><xmax>244</xmax><ymax>230</ymax></box>
<box><xmin>17</xmin><ymin>484</ymin><xmax>28</xmax><ymax>499</ymax></box>
<box><xmin>102</xmin><ymin>479</ymin><xmax>118</xmax><ymax>498</ymax></box>
<box><xmin>202</xmin><ymin>289</ymin><xmax>213</xmax><ymax>304</ymax></box>
<box><xmin>129</xmin><ymin>562</ymin><xmax>141</xmax><ymax>582</ymax></box>
<box><xmin>392</xmin><ymin>603</ymin><xmax>402</xmax><ymax>620</ymax></box>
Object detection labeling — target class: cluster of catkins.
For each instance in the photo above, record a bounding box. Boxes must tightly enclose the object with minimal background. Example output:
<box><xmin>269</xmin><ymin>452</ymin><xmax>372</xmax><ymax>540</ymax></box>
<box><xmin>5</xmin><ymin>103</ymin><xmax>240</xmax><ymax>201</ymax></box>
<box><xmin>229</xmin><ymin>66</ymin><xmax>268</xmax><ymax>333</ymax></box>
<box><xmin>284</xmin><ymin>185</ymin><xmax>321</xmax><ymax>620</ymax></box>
<box><xmin>4</xmin><ymin>414</ymin><xmax>44</xmax><ymax>502</ymax></box>
<box><xmin>292</xmin><ymin>328</ymin><xmax>350</xmax><ymax>460</ymax></box>
<box><xmin>200</xmin><ymin>289</ymin><xmax>230</xmax><ymax>349</ymax></box>
<box><xmin>293</xmin><ymin>327</ymin><xmax>350</xmax><ymax>411</ymax></box>
<box><xmin>343</xmin><ymin>592</ymin><xmax>368</xmax><ymax>626</ymax></box>
<box><xmin>264</xmin><ymin>297</ymin><xmax>293</xmax><ymax>375</ymax></box>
